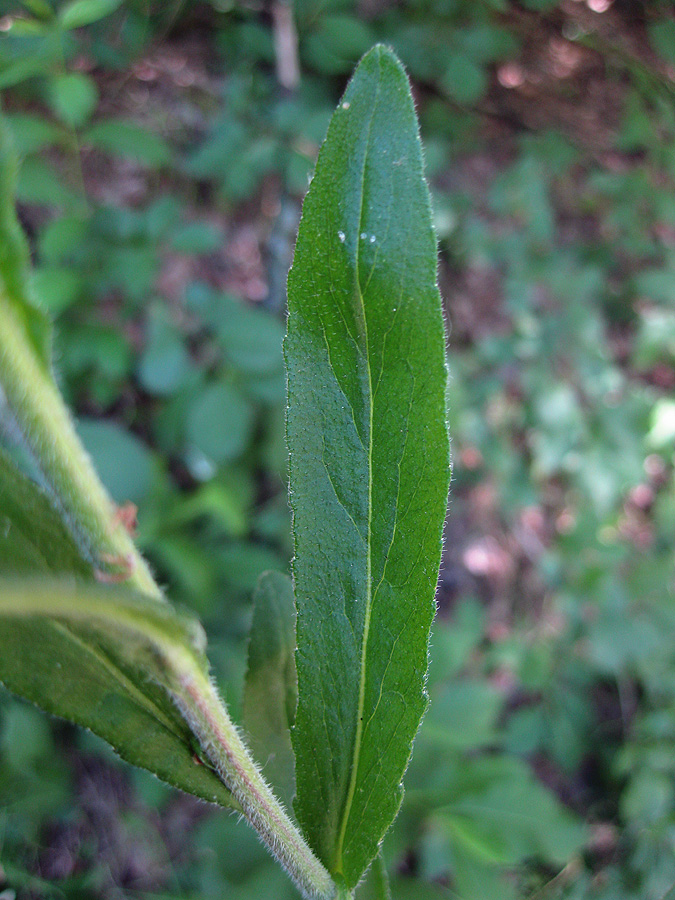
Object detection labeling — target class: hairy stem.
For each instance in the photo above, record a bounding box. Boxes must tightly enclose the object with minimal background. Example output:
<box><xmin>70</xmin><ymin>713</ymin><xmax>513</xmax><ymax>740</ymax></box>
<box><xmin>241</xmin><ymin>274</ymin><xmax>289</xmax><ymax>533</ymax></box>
<box><xmin>175</xmin><ymin>664</ymin><xmax>335</xmax><ymax>899</ymax></box>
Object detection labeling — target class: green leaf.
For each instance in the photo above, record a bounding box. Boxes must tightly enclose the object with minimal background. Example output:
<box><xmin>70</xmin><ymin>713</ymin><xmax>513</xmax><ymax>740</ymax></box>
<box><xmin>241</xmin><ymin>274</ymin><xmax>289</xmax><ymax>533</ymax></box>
<box><xmin>217</xmin><ymin>300</ymin><xmax>285</xmax><ymax>376</ymax></box>
<box><xmin>448</xmin><ymin>844</ymin><xmax>518</xmax><ymax>900</ymax></box>
<box><xmin>0</xmin><ymin>117</ymin><xmax>53</xmax><ymax>376</ymax></box>
<box><xmin>187</xmin><ymin>381</ymin><xmax>254</xmax><ymax>464</ymax></box>
<box><xmin>286</xmin><ymin>46</ymin><xmax>450</xmax><ymax>887</ymax></box>
<box><xmin>4</xmin><ymin>113</ymin><xmax>61</xmax><ymax>155</ymax></box>
<box><xmin>48</xmin><ymin>72</ymin><xmax>98</xmax><ymax>128</ymax></box>
<box><xmin>16</xmin><ymin>156</ymin><xmax>79</xmax><ymax>209</ymax></box>
<box><xmin>0</xmin><ymin>42</ymin><xmax>59</xmax><ymax>88</ymax></box>
<box><xmin>4</xmin><ymin>16</ymin><xmax>50</xmax><ymax>35</ymax></box>
<box><xmin>84</xmin><ymin>119</ymin><xmax>172</xmax><ymax>167</ymax></box>
<box><xmin>137</xmin><ymin>304</ymin><xmax>192</xmax><ymax>396</ymax></box>
<box><xmin>38</xmin><ymin>214</ymin><xmax>88</xmax><ymax>262</ymax></box>
<box><xmin>439</xmin><ymin>54</ymin><xmax>487</xmax><ymax>105</ymax></box>
<box><xmin>32</xmin><ymin>266</ymin><xmax>83</xmax><ymax>315</ymax></box>
<box><xmin>20</xmin><ymin>0</ymin><xmax>55</xmax><ymax>19</ymax></box>
<box><xmin>438</xmin><ymin>756</ymin><xmax>584</xmax><ymax>867</ymax></box>
<box><xmin>0</xmin><ymin>580</ymin><xmax>239</xmax><ymax>811</ymax></box>
<box><xmin>303</xmin><ymin>16</ymin><xmax>376</xmax><ymax>75</ymax></box>
<box><xmin>243</xmin><ymin>572</ymin><xmax>297</xmax><ymax>810</ymax></box>
<box><xmin>423</xmin><ymin>680</ymin><xmax>502</xmax><ymax>751</ymax></box>
<box><xmin>77</xmin><ymin>418</ymin><xmax>155</xmax><ymax>505</ymax></box>
<box><xmin>58</xmin><ymin>0</ymin><xmax>123</xmax><ymax>29</ymax></box>
<box><xmin>170</xmin><ymin>221</ymin><xmax>222</xmax><ymax>255</ymax></box>
<box><xmin>1</xmin><ymin>702</ymin><xmax>55</xmax><ymax>773</ymax></box>
<box><xmin>648</xmin><ymin>399</ymin><xmax>675</xmax><ymax>449</ymax></box>
<box><xmin>0</xmin><ymin>449</ymin><xmax>237</xmax><ymax>808</ymax></box>
<box><xmin>387</xmin><ymin>881</ymin><xmax>456</xmax><ymax>900</ymax></box>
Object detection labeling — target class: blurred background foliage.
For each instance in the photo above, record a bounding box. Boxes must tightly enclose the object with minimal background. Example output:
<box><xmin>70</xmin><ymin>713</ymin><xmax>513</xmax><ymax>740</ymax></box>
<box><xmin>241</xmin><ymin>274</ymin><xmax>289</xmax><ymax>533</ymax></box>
<box><xmin>1</xmin><ymin>0</ymin><xmax>675</xmax><ymax>897</ymax></box>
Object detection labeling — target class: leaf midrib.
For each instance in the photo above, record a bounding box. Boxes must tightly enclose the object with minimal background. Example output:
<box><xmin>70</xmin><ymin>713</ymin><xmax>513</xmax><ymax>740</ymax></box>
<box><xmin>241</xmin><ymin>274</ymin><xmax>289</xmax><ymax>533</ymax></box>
<box><xmin>333</xmin><ymin>49</ymin><xmax>382</xmax><ymax>874</ymax></box>
<box><xmin>51</xmin><ymin>619</ymin><xmax>185</xmax><ymax>740</ymax></box>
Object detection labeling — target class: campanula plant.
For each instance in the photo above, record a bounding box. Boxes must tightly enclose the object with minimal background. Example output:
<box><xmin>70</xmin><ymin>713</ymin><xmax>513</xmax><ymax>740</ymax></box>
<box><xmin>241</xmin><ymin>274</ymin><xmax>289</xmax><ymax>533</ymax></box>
<box><xmin>0</xmin><ymin>46</ymin><xmax>449</xmax><ymax>899</ymax></box>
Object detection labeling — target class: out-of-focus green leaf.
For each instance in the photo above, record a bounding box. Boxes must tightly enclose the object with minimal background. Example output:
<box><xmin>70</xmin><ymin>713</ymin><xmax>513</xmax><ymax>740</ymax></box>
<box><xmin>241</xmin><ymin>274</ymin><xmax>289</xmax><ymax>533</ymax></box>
<box><xmin>20</xmin><ymin>0</ymin><xmax>54</xmax><ymax>18</ymax></box>
<box><xmin>449</xmin><ymin>844</ymin><xmax>518</xmax><ymax>900</ymax></box>
<box><xmin>16</xmin><ymin>157</ymin><xmax>78</xmax><ymax>209</ymax></box>
<box><xmin>217</xmin><ymin>302</ymin><xmax>285</xmax><ymax>376</ymax></box>
<box><xmin>519</xmin><ymin>0</ymin><xmax>558</xmax><ymax>9</ymax></box>
<box><xmin>439</xmin><ymin>54</ymin><xmax>487</xmax><ymax>105</ymax></box>
<box><xmin>648</xmin><ymin>399</ymin><xmax>675</xmax><ymax>449</ymax></box>
<box><xmin>4</xmin><ymin>113</ymin><xmax>61</xmax><ymax>155</ymax></box>
<box><xmin>243</xmin><ymin>572</ymin><xmax>297</xmax><ymax>810</ymax></box>
<box><xmin>1</xmin><ymin>703</ymin><xmax>54</xmax><ymax>772</ymax></box>
<box><xmin>138</xmin><ymin>304</ymin><xmax>192</xmax><ymax>396</ymax></box>
<box><xmin>185</xmin><ymin>288</ymin><xmax>285</xmax><ymax>376</ymax></box>
<box><xmin>170</xmin><ymin>222</ymin><xmax>222</xmax><ymax>255</ymax></box>
<box><xmin>437</xmin><ymin>756</ymin><xmax>584</xmax><ymax>867</ymax></box>
<box><xmin>286</xmin><ymin>46</ymin><xmax>449</xmax><ymax>887</ymax></box>
<box><xmin>386</xmin><ymin>881</ymin><xmax>456</xmax><ymax>900</ymax></box>
<box><xmin>166</xmin><ymin>474</ymin><xmax>251</xmax><ymax>538</ymax></box>
<box><xmin>219</xmin><ymin>543</ymin><xmax>284</xmax><ymax>593</ymax></box>
<box><xmin>0</xmin><ymin>42</ymin><xmax>59</xmax><ymax>88</ymax></box>
<box><xmin>38</xmin><ymin>215</ymin><xmax>88</xmax><ymax>263</ymax></box>
<box><xmin>32</xmin><ymin>266</ymin><xmax>83</xmax><ymax>315</ymax></box>
<box><xmin>355</xmin><ymin>852</ymin><xmax>392</xmax><ymax>900</ymax></box>
<box><xmin>423</xmin><ymin>680</ymin><xmax>502</xmax><ymax>751</ymax></box>
<box><xmin>5</xmin><ymin>17</ymin><xmax>50</xmax><ymax>35</ymax></box>
<box><xmin>58</xmin><ymin>0</ymin><xmax>124</xmax><ymax>29</ymax></box>
<box><xmin>77</xmin><ymin>418</ymin><xmax>155</xmax><ymax>504</ymax></box>
<box><xmin>47</xmin><ymin>72</ymin><xmax>98</xmax><ymax>127</ymax></box>
<box><xmin>85</xmin><ymin>119</ymin><xmax>172</xmax><ymax>167</ymax></box>
<box><xmin>187</xmin><ymin>381</ymin><xmax>254</xmax><ymax>464</ymax></box>
<box><xmin>303</xmin><ymin>15</ymin><xmax>375</xmax><ymax>74</ymax></box>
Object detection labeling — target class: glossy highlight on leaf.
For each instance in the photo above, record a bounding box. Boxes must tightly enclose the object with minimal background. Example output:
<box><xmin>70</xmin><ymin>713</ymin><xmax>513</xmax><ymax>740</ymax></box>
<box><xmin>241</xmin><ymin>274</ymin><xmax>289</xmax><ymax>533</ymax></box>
<box><xmin>286</xmin><ymin>45</ymin><xmax>450</xmax><ymax>887</ymax></box>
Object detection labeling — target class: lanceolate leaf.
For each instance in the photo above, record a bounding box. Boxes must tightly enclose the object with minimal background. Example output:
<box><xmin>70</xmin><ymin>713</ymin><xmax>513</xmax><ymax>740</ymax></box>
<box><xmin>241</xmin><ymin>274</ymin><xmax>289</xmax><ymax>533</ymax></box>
<box><xmin>286</xmin><ymin>45</ymin><xmax>450</xmax><ymax>888</ymax></box>
<box><xmin>243</xmin><ymin>571</ymin><xmax>298</xmax><ymax>810</ymax></box>
<box><xmin>0</xmin><ymin>449</ymin><xmax>237</xmax><ymax>809</ymax></box>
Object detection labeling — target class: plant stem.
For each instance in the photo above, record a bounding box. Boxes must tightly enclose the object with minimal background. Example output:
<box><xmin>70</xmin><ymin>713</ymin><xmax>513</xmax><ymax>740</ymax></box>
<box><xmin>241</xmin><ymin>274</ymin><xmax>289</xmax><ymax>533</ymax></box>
<box><xmin>0</xmin><ymin>290</ymin><xmax>161</xmax><ymax>598</ymax></box>
<box><xmin>174</xmin><ymin>661</ymin><xmax>335</xmax><ymax>899</ymax></box>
